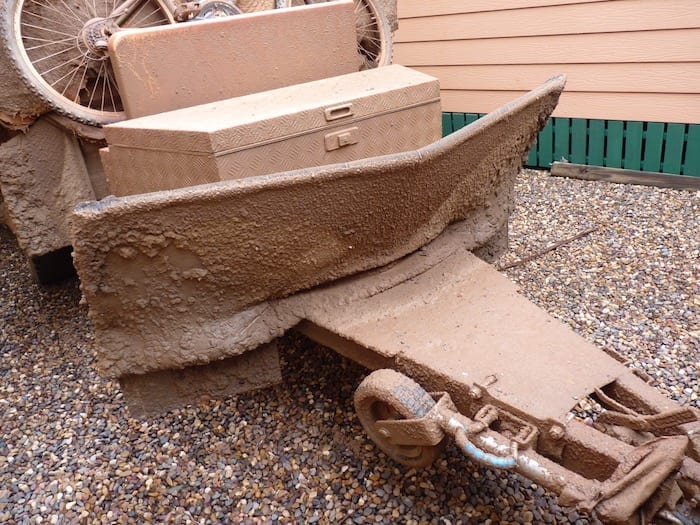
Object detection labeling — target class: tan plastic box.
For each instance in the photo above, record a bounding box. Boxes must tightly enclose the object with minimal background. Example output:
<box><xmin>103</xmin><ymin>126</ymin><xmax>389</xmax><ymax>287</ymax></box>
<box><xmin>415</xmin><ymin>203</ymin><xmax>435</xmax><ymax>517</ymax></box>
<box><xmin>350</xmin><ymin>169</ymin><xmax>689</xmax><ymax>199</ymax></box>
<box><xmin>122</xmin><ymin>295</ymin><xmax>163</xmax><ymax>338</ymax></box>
<box><xmin>101</xmin><ymin>65</ymin><xmax>441</xmax><ymax>196</ymax></box>
<box><xmin>108</xmin><ymin>0</ymin><xmax>361</xmax><ymax>118</ymax></box>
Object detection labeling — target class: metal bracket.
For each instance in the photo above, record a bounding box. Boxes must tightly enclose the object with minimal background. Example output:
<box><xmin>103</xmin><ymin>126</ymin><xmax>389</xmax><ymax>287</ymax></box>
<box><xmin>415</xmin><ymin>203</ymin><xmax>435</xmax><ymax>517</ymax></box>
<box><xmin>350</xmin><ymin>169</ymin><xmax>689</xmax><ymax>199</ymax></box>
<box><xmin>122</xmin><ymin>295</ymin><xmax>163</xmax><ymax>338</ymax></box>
<box><xmin>374</xmin><ymin>392</ymin><xmax>454</xmax><ymax>447</ymax></box>
<box><xmin>473</xmin><ymin>404</ymin><xmax>539</xmax><ymax>450</ymax></box>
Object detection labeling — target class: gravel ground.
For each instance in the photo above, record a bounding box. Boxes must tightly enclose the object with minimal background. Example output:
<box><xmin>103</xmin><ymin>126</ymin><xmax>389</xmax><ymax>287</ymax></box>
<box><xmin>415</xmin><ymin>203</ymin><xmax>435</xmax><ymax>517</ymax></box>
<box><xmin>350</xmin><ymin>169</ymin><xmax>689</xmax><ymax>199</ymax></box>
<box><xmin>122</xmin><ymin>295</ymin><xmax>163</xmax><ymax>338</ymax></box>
<box><xmin>1</xmin><ymin>169</ymin><xmax>698</xmax><ymax>524</ymax></box>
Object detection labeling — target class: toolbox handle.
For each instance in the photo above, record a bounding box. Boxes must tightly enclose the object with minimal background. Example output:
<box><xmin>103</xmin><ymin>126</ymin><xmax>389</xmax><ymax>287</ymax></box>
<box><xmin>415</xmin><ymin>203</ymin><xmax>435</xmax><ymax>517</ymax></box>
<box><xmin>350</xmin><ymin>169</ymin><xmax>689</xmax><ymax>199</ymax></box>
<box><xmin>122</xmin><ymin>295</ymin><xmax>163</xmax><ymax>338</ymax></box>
<box><xmin>324</xmin><ymin>103</ymin><xmax>354</xmax><ymax>121</ymax></box>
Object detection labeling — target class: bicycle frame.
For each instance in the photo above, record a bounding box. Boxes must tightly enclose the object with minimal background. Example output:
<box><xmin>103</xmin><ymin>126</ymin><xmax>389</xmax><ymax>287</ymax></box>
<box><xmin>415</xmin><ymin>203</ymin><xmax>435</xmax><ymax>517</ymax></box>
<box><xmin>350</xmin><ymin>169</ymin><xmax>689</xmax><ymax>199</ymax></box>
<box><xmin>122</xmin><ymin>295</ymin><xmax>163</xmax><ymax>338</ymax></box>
<box><xmin>111</xmin><ymin>0</ymin><xmax>177</xmax><ymax>25</ymax></box>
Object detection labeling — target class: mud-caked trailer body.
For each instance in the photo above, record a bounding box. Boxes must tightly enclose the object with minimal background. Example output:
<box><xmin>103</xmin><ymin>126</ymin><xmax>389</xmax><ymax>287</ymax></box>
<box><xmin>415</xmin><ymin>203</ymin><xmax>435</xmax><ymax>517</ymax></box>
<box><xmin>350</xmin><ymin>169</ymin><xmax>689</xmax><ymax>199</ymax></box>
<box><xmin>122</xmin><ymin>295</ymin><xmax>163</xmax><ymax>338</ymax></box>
<box><xmin>0</xmin><ymin>0</ymin><xmax>397</xmax><ymax>281</ymax></box>
<box><xmin>0</xmin><ymin>1</ymin><xmax>697</xmax><ymax>523</ymax></box>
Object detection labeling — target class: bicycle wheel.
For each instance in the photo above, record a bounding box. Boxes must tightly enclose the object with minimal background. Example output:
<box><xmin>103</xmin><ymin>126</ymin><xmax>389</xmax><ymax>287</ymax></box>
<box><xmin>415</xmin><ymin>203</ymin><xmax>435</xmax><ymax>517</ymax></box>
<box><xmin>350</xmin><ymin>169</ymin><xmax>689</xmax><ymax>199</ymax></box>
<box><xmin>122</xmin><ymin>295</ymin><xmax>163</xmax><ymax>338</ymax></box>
<box><xmin>303</xmin><ymin>0</ymin><xmax>392</xmax><ymax>69</ymax></box>
<box><xmin>0</xmin><ymin>0</ymin><xmax>174</xmax><ymax>127</ymax></box>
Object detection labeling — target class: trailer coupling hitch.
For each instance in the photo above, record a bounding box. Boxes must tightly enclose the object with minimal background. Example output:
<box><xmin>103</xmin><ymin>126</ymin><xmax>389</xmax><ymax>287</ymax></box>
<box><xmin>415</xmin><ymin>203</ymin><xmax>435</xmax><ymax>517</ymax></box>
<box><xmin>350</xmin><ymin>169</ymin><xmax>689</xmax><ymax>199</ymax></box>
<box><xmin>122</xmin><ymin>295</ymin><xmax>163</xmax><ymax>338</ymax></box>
<box><xmin>447</xmin><ymin>414</ymin><xmax>518</xmax><ymax>469</ymax></box>
<box><xmin>370</xmin><ymin>387</ymin><xmax>522</xmax><ymax>470</ymax></box>
<box><xmin>356</xmin><ymin>370</ymin><xmax>699</xmax><ymax>523</ymax></box>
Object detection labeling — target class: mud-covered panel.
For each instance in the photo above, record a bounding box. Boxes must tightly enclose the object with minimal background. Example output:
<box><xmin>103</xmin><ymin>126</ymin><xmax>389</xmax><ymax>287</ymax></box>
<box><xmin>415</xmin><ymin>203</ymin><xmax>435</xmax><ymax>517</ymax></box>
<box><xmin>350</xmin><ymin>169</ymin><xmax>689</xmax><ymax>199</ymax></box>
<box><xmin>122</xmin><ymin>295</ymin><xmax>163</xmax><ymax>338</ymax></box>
<box><xmin>0</xmin><ymin>118</ymin><xmax>95</xmax><ymax>256</ymax></box>
<box><xmin>72</xmin><ymin>76</ymin><xmax>564</xmax><ymax>378</ymax></box>
<box><xmin>307</xmin><ymin>248</ymin><xmax>619</xmax><ymax>423</ymax></box>
<box><xmin>119</xmin><ymin>341</ymin><xmax>283</xmax><ymax>417</ymax></box>
<box><xmin>0</xmin><ymin>47</ymin><xmax>48</xmax><ymax>128</ymax></box>
<box><xmin>102</xmin><ymin>65</ymin><xmax>441</xmax><ymax>195</ymax></box>
<box><xmin>109</xmin><ymin>1</ymin><xmax>361</xmax><ymax>119</ymax></box>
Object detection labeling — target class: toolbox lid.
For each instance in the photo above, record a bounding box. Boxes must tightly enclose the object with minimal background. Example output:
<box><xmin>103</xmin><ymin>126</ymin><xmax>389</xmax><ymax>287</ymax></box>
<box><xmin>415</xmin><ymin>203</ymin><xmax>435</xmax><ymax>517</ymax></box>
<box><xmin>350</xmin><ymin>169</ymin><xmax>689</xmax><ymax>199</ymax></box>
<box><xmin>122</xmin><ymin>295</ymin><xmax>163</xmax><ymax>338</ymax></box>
<box><xmin>102</xmin><ymin>65</ymin><xmax>440</xmax><ymax>155</ymax></box>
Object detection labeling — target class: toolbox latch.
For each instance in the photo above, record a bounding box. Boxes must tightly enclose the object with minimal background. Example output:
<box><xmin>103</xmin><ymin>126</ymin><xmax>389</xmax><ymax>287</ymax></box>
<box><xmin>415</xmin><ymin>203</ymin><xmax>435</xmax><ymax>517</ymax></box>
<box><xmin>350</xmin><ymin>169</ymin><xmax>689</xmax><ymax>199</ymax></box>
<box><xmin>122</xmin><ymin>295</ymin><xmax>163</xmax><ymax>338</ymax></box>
<box><xmin>325</xmin><ymin>127</ymin><xmax>359</xmax><ymax>151</ymax></box>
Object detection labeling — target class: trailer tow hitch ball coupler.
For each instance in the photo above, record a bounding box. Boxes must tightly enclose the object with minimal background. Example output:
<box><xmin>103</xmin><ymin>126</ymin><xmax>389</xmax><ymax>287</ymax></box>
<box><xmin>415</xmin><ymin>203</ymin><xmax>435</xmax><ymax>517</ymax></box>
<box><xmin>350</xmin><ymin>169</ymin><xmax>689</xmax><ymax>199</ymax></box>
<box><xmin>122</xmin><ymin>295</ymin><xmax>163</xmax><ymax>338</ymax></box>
<box><xmin>354</xmin><ymin>369</ymin><xmax>518</xmax><ymax>469</ymax></box>
<box><xmin>447</xmin><ymin>417</ymin><xmax>518</xmax><ymax>470</ymax></box>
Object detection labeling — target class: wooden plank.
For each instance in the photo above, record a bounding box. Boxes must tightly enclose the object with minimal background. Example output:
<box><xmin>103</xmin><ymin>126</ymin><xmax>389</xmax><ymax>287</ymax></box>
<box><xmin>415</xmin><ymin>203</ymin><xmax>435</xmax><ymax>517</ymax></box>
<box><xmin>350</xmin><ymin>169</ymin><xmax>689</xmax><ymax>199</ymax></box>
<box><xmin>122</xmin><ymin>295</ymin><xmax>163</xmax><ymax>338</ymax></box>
<box><xmin>439</xmin><ymin>91</ymin><xmax>700</xmax><ymax>124</ymax></box>
<box><xmin>606</xmin><ymin>121</ymin><xmax>624</xmax><ymax>168</ymax></box>
<box><xmin>464</xmin><ymin>114</ymin><xmax>480</xmax><ymax>126</ymax></box>
<box><xmin>398</xmin><ymin>0</ymin><xmax>611</xmax><ymax>18</ymax></box>
<box><xmin>684</xmin><ymin>125</ymin><xmax>700</xmax><ymax>176</ymax></box>
<box><xmin>526</xmin><ymin>146</ymin><xmax>539</xmax><ymax>167</ymax></box>
<box><xmin>642</xmin><ymin>123</ymin><xmax>665</xmax><ymax>172</ymax></box>
<box><xmin>551</xmin><ymin>93</ymin><xmax>700</xmax><ymax>124</ymax></box>
<box><xmin>410</xmin><ymin>64</ymin><xmax>700</xmax><ymax>95</ymax></box>
<box><xmin>553</xmin><ymin>118</ymin><xmax>570</xmax><ymax>163</ymax></box>
<box><xmin>442</xmin><ymin>113</ymin><xmax>453</xmax><ymax>136</ymax></box>
<box><xmin>538</xmin><ymin>120</ymin><xmax>554</xmax><ymax>166</ymax></box>
<box><xmin>393</xmin><ymin>29</ymin><xmax>700</xmax><ymax>65</ymax></box>
<box><xmin>588</xmin><ymin>120</ymin><xmax>606</xmax><ymax>166</ymax></box>
<box><xmin>551</xmin><ymin>162</ymin><xmax>700</xmax><ymax>190</ymax></box>
<box><xmin>451</xmin><ymin>112</ymin><xmax>466</xmax><ymax>132</ymax></box>
<box><xmin>395</xmin><ymin>0</ymin><xmax>699</xmax><ymax>42</ymax></box>
<box><xmin>662</xmin><ymin>123</ymin><xmax>686</xmax><ymax>175</ymax></box>
<box><xmin>623</xmin><ymin>122</ymin><xmax>644</xmax><ymax>171</ymax></box>
<box><xmin>570</xmin><ymin>119</ymin><xmax>588</xmax><ymax>164</ymax></box>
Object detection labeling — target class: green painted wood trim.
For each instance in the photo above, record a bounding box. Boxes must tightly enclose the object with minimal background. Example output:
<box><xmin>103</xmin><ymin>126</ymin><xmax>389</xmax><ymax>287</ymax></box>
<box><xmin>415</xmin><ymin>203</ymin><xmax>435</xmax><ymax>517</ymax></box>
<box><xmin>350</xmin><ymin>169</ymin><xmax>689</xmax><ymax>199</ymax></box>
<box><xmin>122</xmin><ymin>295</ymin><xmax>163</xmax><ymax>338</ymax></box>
<box><xmin>570</xmin><ymin>119</ymin><xmax>587</xmax><ymax>165</ymax></box>
<box><xmin>663</xmin><ymin>124</ymin><xmax>685</xmax><ymax>175</ymax></box>
<box><xmin>554</xmin><ymin>118</ymin><xmax>570</xmax><ymax>164</ymax></box>
<box><xmin>623</xmin><ymin>122</ymin><xmax>643</xmax><ymax>171</ymax></box>
<box><xmin>442</xmin><ymin>113</ymin><xmax>453</xmax><ymax>136</ymax></box>
<box><xmin>643</xmin><ymin>123</ymin><xmax>665</xmax><ymax>173</ymax></box>
<box><xmin>441</xmin><ymin>113</ymin><xmax>700</xmax><ymax>177</ymax></box>
<box><xmin>587</xmin><ymin>120</ymin><xmax>606</xmax><ymax>167</ymax></box>
<box><xmin>606</xmin><ymin>121</ymin><xmax>624</xmax><ymax>169</ymax></box>
<box><xmin>685</xmin><ymin>125</ymin><xmax>700</xmax><ymax>176</ymax></box>
<box><xmin>451</xmin><ymin>113</ymin><xmax>466</xmax><ymax>131</ymax></box>
<box><xmin>526</xmin><ymin>145</ymin><xmax>538</xmax><ymax>167</ymax></box>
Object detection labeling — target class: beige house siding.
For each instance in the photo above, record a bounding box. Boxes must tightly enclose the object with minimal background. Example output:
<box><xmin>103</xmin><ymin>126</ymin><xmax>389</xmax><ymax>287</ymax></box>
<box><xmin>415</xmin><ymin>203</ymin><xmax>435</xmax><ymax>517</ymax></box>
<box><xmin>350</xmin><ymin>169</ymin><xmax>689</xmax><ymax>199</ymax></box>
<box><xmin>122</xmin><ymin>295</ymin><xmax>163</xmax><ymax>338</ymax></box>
<box><xmin>394</xmin><ymin>0</ymin><xmax>700</xmax><ymax>123</ymax></box>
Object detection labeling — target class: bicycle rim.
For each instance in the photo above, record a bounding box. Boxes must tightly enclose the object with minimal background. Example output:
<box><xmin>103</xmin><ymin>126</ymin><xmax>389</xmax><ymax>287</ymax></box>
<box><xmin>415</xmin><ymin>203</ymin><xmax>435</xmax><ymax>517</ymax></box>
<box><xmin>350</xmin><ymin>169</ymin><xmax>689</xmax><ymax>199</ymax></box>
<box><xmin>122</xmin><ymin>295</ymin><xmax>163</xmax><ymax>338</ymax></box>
<box><xmin>352</xmin><ymin>0</ymin><xmax>390</xmax><ymax>69</ymax></box>
<box><xmin>9</xmin><ymin>0</ymin><xmax>172</xmax><ymax>126</ymax></box>
<box><xmin>302</xmin><ymin>0</ymin><xmax>392</xmax><ymax>69</ymax></box>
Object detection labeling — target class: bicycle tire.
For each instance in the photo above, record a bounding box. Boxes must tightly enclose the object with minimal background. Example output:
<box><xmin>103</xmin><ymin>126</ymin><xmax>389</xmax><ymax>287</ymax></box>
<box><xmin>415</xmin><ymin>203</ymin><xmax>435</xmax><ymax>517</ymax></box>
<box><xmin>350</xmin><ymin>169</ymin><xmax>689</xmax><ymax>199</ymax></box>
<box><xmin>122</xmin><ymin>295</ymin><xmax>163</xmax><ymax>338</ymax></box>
<box><xmin>301</xmin><ymin>0</ymin><xmax>392</xmax><ymax>69</ymax></box>
<box><xmin>354</xmin><ymin>0</ymin><xmax>392</xmax><ymax>69</ymax></box>
<box><xmin>0</xmin><ymin>0</ymin><xmax>174</xmax><ymax>127</ymax></box>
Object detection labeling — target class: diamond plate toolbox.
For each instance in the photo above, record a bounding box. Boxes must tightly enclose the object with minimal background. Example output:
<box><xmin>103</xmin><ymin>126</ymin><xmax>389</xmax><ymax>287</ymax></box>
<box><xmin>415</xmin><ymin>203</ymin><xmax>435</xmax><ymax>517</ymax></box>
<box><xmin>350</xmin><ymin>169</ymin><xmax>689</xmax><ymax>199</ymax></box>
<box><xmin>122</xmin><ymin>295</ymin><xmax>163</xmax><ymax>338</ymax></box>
<box><xmin>101</xmin><ymin>65</ymin><xmax>442</xmax><ymax>196</ymax></box>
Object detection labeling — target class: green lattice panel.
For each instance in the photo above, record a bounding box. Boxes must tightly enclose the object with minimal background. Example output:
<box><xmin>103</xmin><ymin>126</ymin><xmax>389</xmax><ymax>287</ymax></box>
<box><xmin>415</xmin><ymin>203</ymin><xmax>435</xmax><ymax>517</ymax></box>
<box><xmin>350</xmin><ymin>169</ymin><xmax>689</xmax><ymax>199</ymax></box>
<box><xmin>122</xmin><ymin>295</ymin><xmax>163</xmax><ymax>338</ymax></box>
<box><xmin>441</xmin><ymin>113</ymin><xmax>698</xmax><ymax>177</ymax></box>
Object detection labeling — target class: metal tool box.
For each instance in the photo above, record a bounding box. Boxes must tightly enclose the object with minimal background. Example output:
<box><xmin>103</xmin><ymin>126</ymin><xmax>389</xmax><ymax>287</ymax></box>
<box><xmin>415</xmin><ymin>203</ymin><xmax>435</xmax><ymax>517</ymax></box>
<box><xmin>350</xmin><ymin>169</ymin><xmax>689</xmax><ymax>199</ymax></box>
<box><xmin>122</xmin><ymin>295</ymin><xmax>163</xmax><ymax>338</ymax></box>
<box><xmin>101</xmin><ymin>65</ymin><xmax>441</xmax><ymax>196</ymax></box>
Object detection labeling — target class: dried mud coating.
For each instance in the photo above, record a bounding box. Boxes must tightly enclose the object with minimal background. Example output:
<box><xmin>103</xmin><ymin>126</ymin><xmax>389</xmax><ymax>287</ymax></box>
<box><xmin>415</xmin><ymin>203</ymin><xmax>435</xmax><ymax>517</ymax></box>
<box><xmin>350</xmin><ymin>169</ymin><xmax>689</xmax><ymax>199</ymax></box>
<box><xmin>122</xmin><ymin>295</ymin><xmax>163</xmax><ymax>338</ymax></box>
<box><xmin>354</xmin><ymin>369</ymin><xmax>444</xmax><ymax>468</ymax></box>
<box><xmin>101</xmin><ymin>65</ymin><xmax>441</xmax><ymax>196</ymax></box>
<box><xmin>0</xmin><ymin>0</ymin><xmax>398</xmax><ymax>128</ymax></box>
<box><xmin>238</xmin><ymin>0</ymin><xmax>275</xmax><ymax>10</ymax></box>
<box><xmin>0</xmin><ymin>119</ymin><xmax>95</xmax><ymax>257</ymax></box>
<box><xmin>2</xmin><ymin>166</ymin><xmax>699</xmax><ymax>522</ymax></box>
<box><xmin>71</xmin><ymin>76</ymin><xmax>564</xmax><ymax>378</ymax></box>
<box><xmin>0</xmin><ymin>15</ymin><xmax>48</xmax><ymax>127</ymax></box>
<box><xmin>0</xmin><ymin>0</ymin><xmax>172</xmax><ymax>126</ymax></box>
<box><xmin>119</xmin><ymin>342</ymin><xmax>283</xmax><ymax>417</ymax></box>
<box><xmin>108</xmin><ymin>2</ymin><xmax>361</xmax><ymax>119</ymax></box>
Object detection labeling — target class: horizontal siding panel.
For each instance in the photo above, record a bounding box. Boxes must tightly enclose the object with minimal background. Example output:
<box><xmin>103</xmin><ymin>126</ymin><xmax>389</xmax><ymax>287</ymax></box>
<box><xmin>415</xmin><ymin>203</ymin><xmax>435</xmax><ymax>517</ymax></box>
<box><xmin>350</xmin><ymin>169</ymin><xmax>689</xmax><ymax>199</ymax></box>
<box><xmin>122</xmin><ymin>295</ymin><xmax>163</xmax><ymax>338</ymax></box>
<box><xmin>398</xmin><ymin>0</ymin><xmax>610</xmax><ymax>18</ymax></box>
<box><xmin>439</xmin><ymin>91</ymin><xmax>700</xmax><ymax>123</ymax></box>
<box><xmin>398</xmin><ymin>0</ymin><xmax>700</xmax><ymax>128</ymax></box>
<box><xmin>395</xmin><ymin>0</ymin><xmax>699</xmax><ymax>42</ymax></box>
<box><xmin>393</xmin><ymin>29</ymin><xmax>700</xmax><ymax>65</ymax></box>
<box><xmin>414</xmin><ymin>64</ymin><xmax>700</xmax><ymax>94</ymax></box>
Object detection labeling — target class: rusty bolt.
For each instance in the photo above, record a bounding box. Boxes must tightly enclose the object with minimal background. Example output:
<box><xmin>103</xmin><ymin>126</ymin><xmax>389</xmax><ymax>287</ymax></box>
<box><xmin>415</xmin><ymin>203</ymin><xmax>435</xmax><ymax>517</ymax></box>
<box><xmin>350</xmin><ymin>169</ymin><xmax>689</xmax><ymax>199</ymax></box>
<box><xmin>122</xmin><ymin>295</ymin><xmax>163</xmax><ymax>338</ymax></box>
<box><xmin>548</xmin><ymin>425</ymin><xmax>565</xmax><ymax>440</ymax></box>
<box><xmin>469</xmin><ymin>386</ymin><xmax>483</xmax><ymax>400</ymax></box>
